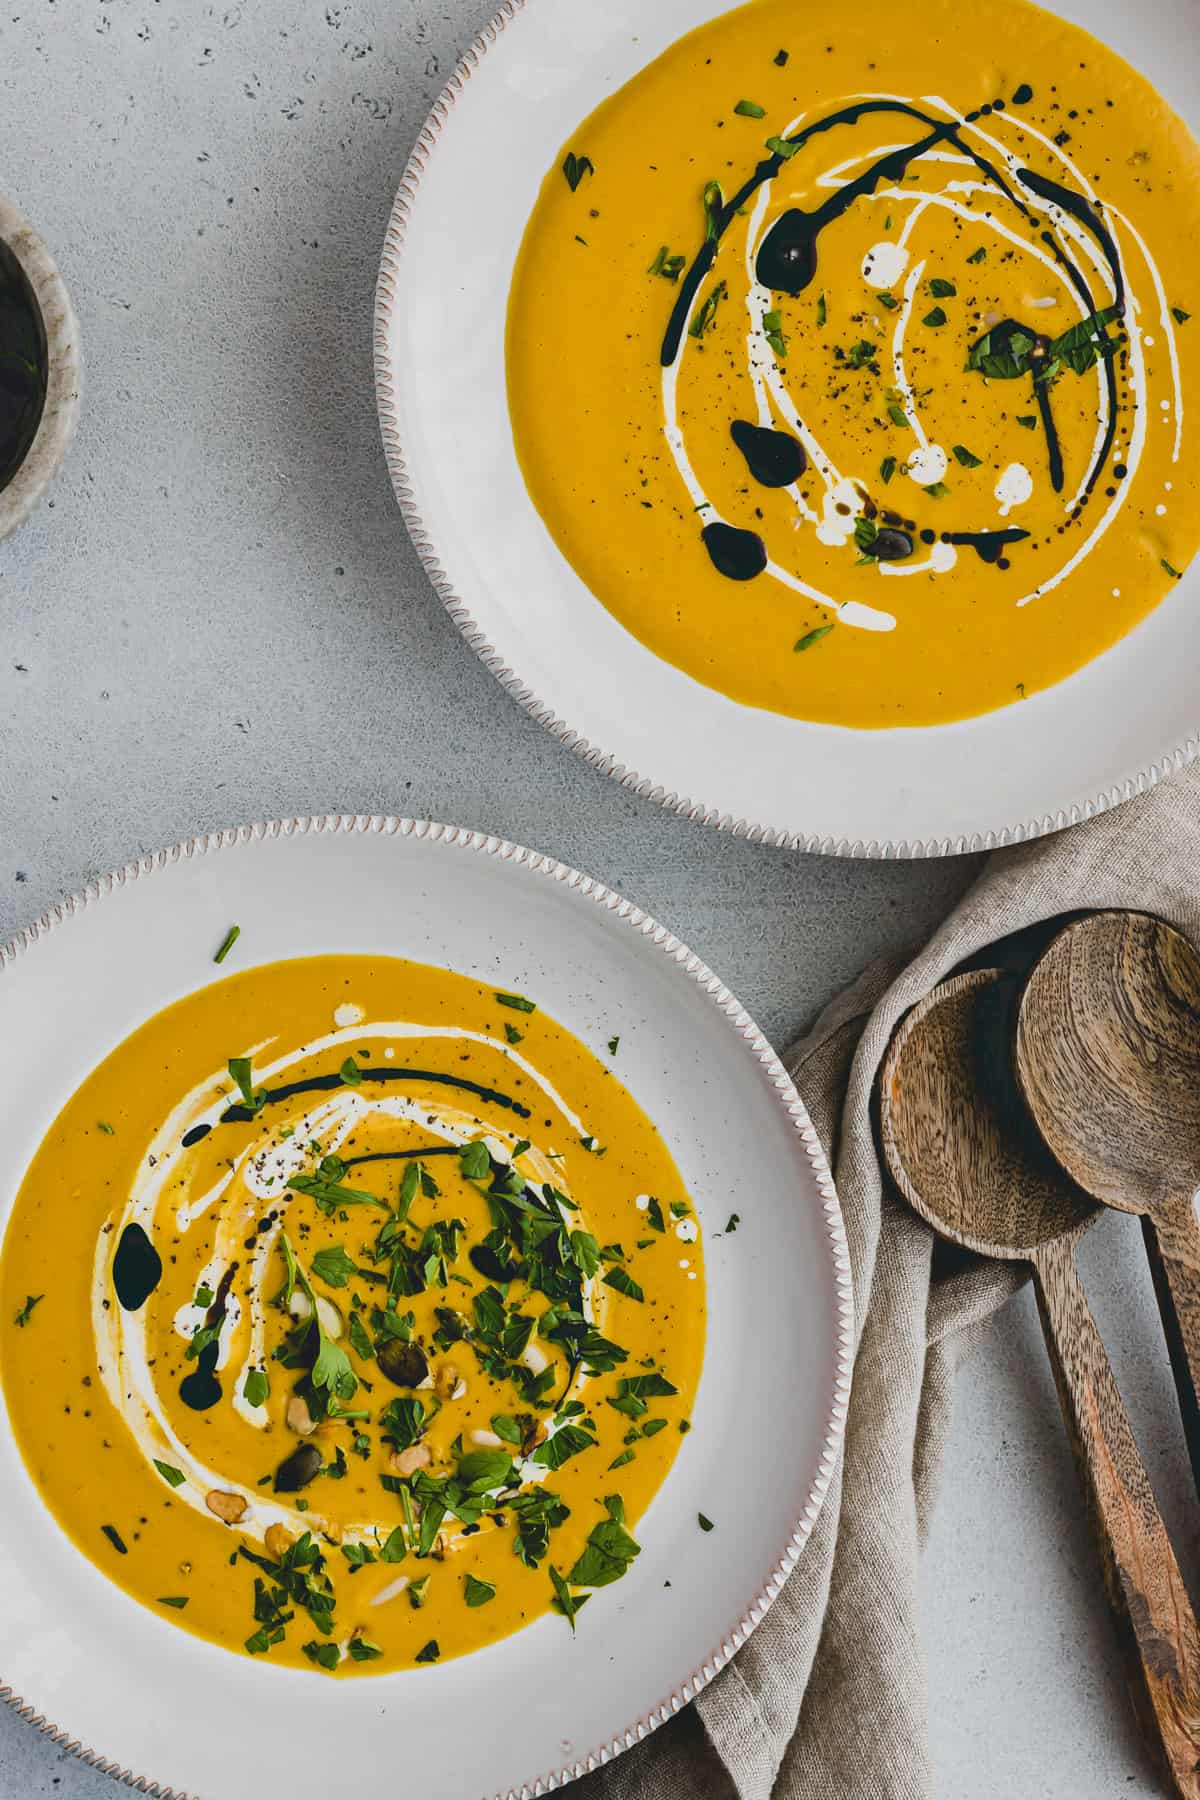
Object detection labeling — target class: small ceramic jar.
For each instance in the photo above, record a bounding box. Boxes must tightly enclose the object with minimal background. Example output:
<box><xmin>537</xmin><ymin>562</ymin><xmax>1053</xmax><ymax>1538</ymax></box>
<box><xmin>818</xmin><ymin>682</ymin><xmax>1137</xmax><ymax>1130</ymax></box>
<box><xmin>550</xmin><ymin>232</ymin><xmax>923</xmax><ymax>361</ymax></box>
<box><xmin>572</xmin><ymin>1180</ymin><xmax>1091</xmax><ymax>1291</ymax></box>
<box><xmin>0</xmin><ymin>191</ymin><xmax>81</xmax><ymax>541</ymax></box>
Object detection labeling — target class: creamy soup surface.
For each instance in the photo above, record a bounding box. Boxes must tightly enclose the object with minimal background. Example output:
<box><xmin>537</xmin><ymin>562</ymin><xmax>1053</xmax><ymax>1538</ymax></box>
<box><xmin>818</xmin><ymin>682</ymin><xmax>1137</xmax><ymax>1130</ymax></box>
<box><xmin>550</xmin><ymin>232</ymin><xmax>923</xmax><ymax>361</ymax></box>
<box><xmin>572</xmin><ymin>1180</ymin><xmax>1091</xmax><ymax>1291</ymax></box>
<box><xmin>507</xmin><ymin>0</ymin><xmax>1200</xmax><ymax>726</ymax></box>
<box><xmin>0</xmin><ymin>956</ymin><xmax>704</xmax><ymax>1673</ymax></box>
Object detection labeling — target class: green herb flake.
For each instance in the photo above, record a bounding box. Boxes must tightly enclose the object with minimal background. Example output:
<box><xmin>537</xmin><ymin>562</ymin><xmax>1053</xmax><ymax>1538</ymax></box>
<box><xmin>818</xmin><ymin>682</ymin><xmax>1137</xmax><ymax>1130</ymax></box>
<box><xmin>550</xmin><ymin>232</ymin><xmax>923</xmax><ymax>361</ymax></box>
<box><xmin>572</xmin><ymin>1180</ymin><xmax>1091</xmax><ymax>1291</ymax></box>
<box><xmin>102</xmin><ymin>1524</ymin><xmax>128</xmax><ymax>1555</ymax></box>
<box><xmin>338</xmin><ymin>1056</ymin><xmax>362</xmax><ymax>1088</ymax></box>
<box><xmin>496</xmin><ymin>991</ymin><xmax>536</xmax><ymax>1014</ymax></box>
<box><xmin>503</xmin><ymin>1023</ymin><xmax>524</xmax><ymax>1045</ymax></box>
<box><xmin>765</xmin><ymin>134</ymin><xmax>801</xmax><ymax>160</ymax></box>
<box><xmin>878</xmin><ymin>292</ymin><xmax>899</xmax><ymax>311</ymax></box>
<box><xmin>880</xmin><ymin>456</ymin><xmax>897</xmax><ymax>485</ymax></box>
<box><xmin>689</xmin><ymin>279</ymin><xmax>728</xmax><ymax>340</ymax></box>
<box><xmin>609</xmin><ymin>1449</ymin><xmax>636</xmax><ymax>1468</ymax></box>
<box><xmin>647</xmin><ymin>245</ymin><xmax>686</xmax><ymax>283</ymax></box>
<box><xmin>816</xmin><ymin>292</ymin><xmax>827</xmax><ymax>329</ymax></box>
<box><xmin>549</xmin><ymin>1564</ymin><xmax>588</xmax><ymax>1630</ymax></box>
<box><xmin>773</xmin><ymin>48</ymin><xmax>789</xmax><ymax>65</ymax></box>
<box><xmin>228</xmin><ymin>1056</ymin><xmax>266</xmax><ymax>1116</ymax></box>
<box><xmin>157</xmin><ymin>1595</ymin><xmax>189</xmax><ymax>1609</ymax></box>
<box><xmin>464</xmin><ymin>1573</ymin><xmax>497</xmax><ymax>1607</ymax></box>
<box><xmin>603</xmin><ymin>1267</ymin><xmax>645</xmax><ymax>1303</ymax></box>
<box><xmin>568</xmin><ymin>1514</ymin><xmax>641</xmax><ymax>1588</ymax></box>
<box><xmin>1173</xmin><ymin>307</ymin><xmax>1191</xmax><ymax>326</ymax></box>
<box><xmin>607</xmin><ymin>1034</ymin><xmax>620</xmax><ymax>1056</ymax></box>
<box><xmin>97</xmin><ymin>1120</ymin><xmax>115</xmax><ymax>1136</ymax></box>
<box><xmin>924</xmin><ymin>482</ymin><xmax>951</xmax><ymax>499</ymax></box>
<box><xmin>303</xmin><ymin>1640</ymin><xmax>340</xmax><ymax>1671</ymax></box>
<box><xmin>562</xmin><ymin>153</ymin><xmax>594</xmax><ymax>193</ymax></box>
<box><xmin>967</xmin><ymin>246</ymin><xmax>987</xmax><ymax>264</ymax></box>
<box><xmin>311</xmin><ymin>1245</ymin><xmax>358</xmax><ymax>1289</ymax></box>
<box><xmin>734</xmin><ymin>98</ymin><xmax>766</xmax><ymax>118</ymax></box>
<box><xmin>763</xmin><ymin>308</ymin><xmax>788</xmax><ymax>357</ymax></box>
<box><xmin>13</xmin><ymin>1294</ymin><xmax>43</xmax><ymax>1328</ymax></box>
<box><xmin>888</xmin><ymin>402</ymin><xmax>910</xmax><ymax>429</ymax></box>
<box><xmin>797</xmin><ymin>626</ymin><xmax>835</xmax><ymax>657</ymax></box>
<box><xmin>952</xmin><ymin>445</ymin><xmax>982</xmax><ymax>469</ymax></box>
<box><xmin>459</xmin><ymin>1139</ymin><xmax>492</xmax><ymax>1182</ymax></box>
<box><xmin>153</xmin><ymin>1459</ymin><xmax>186</xmax><ymax>1488</ymax></box>
<box><xmin>1017</xmin><ymin>415</ymin><xmax>1038</xmax><ymax>429</ymax></box>
<box><xmin>414</xmin><ymin>1639</ymin><xmax>440</xmax><ymax>1664</ymax></box>
<box><xmin>348</xmin><ymin>1636</ymin><xmax>383</xmax><ymax>1662</ymax></box>
<box><xmin>929</xmin><ymin>278</ymin><xmax>957</xmax><ymax>299</ymax></box>
<box><xmin>725</xmin><ymin>1213</ymin><xmax>740</xmax><ymax>1232</ymax></box>
<box><xmin>922</xmin><ymin>307</ymin><xmax>947</xmax><ymax>328</ymax></box>
<box><xmin>1163</xmin><ymin>559</ymin><xmax>1184</xmax><ymax>579</ymax></box>
<box><xmin>243</xmin><ymin>1368</ymin><xmax>269</xmax><ymax>1408</ymax></box>
<box><xmin>698</xmin><ymin>1512</ymin><xmax>715</xmax><ymax>1533</ymax></box>
<box><xmin>213</xmin><ymin>924</ymin><xmax>241</xmax><ymax>965</ymax></box>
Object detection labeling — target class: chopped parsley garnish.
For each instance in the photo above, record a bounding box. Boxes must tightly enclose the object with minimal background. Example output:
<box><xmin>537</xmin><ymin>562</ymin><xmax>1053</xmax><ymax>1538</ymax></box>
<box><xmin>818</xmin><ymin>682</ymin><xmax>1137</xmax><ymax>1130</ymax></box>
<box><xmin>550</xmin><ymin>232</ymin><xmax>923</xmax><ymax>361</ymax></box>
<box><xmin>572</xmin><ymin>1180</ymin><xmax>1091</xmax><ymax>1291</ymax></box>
<box><xmin>647</xmin><ymin>246</ymin><xmax>685</xmax><ymax>283</ymax></box>
<box><xmin>561</xmin><ymin>153</ymin><xmax>594</xmax><ymax>193</ymax></box>
<box><xmin>816</xmin><ymin>293</ymin><xmax>827</xmax><ymax>329</ymax></box>
<box><xmin>568</xmin><ymin>1509</ymin><xmax>641</xmax><ymax>1587</ymax></box>
<box><xmin>13</xmin><ymin>1294</ymin><xmax>42</xmax><ymax>1327</ymax></box>
<box><xmin>503</xmin><ymin>1023</ymin><xmax>523</xmax><ymax>1045</ymax></box>
<box><xmin>348</xmin><ymin>1635</ymin><xmax>383</xmax><ymax>1662</ymax></box>
<box><xmin>794</xmin><ymin>625</ymin><xmax>834</xmax><ymax>652</ymax></box>
<box><xmin>773</xmin><ymin>48</ymin><xmax>789</xmax><ymax>65</ymax></box>
<box><xmin>880</xmin><ymin>456</ymin><xmax>897</xmax><ymax>485</ymax></box>
<box><xmin>924</xmin><ymin>482</ymin><xmax>951</xmax><ymax>499</ymax></box>
<box><xmin>1173</xmin><ymin>307</ymin><xmax>1191</xmax><ymax>326</ymax></box>
<box><xmin>102</xmin><ymin>1524</ymin><xmax>128</xmax><ymax>1555</ymax></box>
<box><xmin>929</xmin><ymin>278</ymin><xmax>957</xmax><ymax>299</ymax></box>
<box><xmin>532</xmin><ymin>1423</ymin><xmax>597</xmax><ymax>1470</ymax></box>
<box><xmin>725</xmin><ymin>1213</ymin><xmax>740</xmax><ymax>1233</ymax></box>
<box><xmin>690</xmin><ymin>280</ymin><xmax>728</xmax><ymax>340</ymax></box>
<box><xmin>338</xmin><ymin>1056</ymin><xmax>362</xmax><ymax>1088</ymax></box>
<box><xmin>228</xmin><ymin>1056</ymin><xmax>267</xmax><ymax>1116</ymax></box>
<box><xmin>464</xmin><ymin>1573</ymin><xmax>497</xmax><ymax>1607</ymax></box>
<box><xmin>311</xmin><ymin>1245</ymin><xmax>358</xmax><ymax>1289</ymax></box>
<box><xmin>922</xmin><ymin>307</ymin><xmax>947</xmax><ymax>328</ymax></box>
<box><xmin>607</xmin><ymin>1034</ymin><xmax>620</xmax><ymax>1056</ymax></box>
<box><xmin>734</xmin><ymin>98</ymin><xmax>766</xmax><ymax>118</ymax></box>
<box><xmin>1163</xmin><ymin>560</ymin><xmax>1184</xmax><ymax>579</ymax></box>
<box><xmin>763</xmin><ymin>309</ymin><xmax>788</xmax><ymax>357</ymax></box>
<box><xmin>157</xmin><ymin>1595</ymin><xmax>189</xmax><ymax>1609</ymax></box>
<box><xmin>765</xmin><ymin>134</ymin><xmax>801</xmax><ymax>160</ymax></box>
<box><xmin>303</xmin><ymin>1640</ymin><xmax>340</xmax><ymax>1670</ymax></box>
<box><xmin>887</xmin><ymin>402</ymin><xmax>910</xmax><ymax>429</ymax></box>
<box><xmin>97</xmin><ymin>1120</ymin><xmax>115</xmax><ymax>1135</ymax></box>
<box><xmin>213</xmin><ymin>924</ymin><xmax>241</xmax><ymax>965</ymax></box>
<box><xmin>414</xmin><ymin>1639</ymin><xmax>440</xmax><ymax>1663</ymax></box>
<box><xmin>1017</xmin><ymin>415</ymin><xmax>1038</xmax><ymax>429</ymax></box>
<box><xmin>702</xmin><ymin>179</ymin><xmax>723</xmax><ymax>241</ymax></box>
<box><xmin>549</xmin><ymin>1564</ymin><xmax>588</xmax><ymax>1630</ymax></box>
<box><xmin>496</xmin><ymin>990</ymin><xmax>537</xmax><ymax>1014</ymax></box>
<box><xmin>845</xmin><ymin>338</ymin><xmax>877</xmax><ymax>370</ymax></box>
<box><xmin>952</xmin><ymin>445</ymin><xmax>982</xmax><ymax>468</ymax></box>
<box><xmin>854</xmin><ymin>515</ymin><xmax>878</xmax><ymax>552</ymax></box>
<box><xmin>698</xmin><ymin>1512</ymin><xmax>715</xmax><ymax>1533</ymax></box>
<box><xmin>967</xmin><ymin>246</ymin><xmax>987</xmax><ymax>264</ymax></box>
<box><xmin>153</xmin><ymin>1459</ymin><xmax>186</xmax><ymax>1488</ymax></box>
<box><xmin>279</xmin><ymin>1235</ymin><xmax>358</xmax><ymax>1401</ymax></box>
<box><xmin>602</xmin><ymin>1267</ymin><xmax>644</xmax><ymax>1303</ymax></box>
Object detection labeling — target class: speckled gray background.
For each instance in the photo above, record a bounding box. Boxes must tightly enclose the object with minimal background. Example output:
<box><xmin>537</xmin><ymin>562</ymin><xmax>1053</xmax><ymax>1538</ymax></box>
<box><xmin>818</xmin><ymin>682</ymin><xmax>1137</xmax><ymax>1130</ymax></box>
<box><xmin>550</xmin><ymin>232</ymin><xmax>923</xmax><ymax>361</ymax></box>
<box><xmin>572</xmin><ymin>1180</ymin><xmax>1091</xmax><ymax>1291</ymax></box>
<box><xmin>0</xmin><ymin>3</ymin><xmax>1192</xmax><ymax>1795</ymax></box>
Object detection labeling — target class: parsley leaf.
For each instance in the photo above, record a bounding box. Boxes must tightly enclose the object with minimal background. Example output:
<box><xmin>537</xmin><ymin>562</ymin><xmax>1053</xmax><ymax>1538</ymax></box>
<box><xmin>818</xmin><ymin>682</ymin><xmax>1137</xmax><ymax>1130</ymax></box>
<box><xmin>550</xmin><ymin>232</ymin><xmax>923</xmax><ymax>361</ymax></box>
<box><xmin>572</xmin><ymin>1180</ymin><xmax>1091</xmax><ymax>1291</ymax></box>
<box><xmin>952</xmin><ymin>445</ymin><xmax>982</xmax><ymax>469</ymax></box>
<box><xmin>311</xmin><ymin>1246</ymin><xmax>357</xmax><ymax>1290</ymax></box>
<box><xmin>734</xmin><ymin>98</ymin><xmax>766</xmax><ymax>118</ymax></box>
<box><xmin>603</xmin><ymin>1267</ymin><xmax>644</xmax><ymax>1303</ymax></box>
<box><xmin>464</xmin><ymin>1573</ymin><xmax>497</xmax><ymax>1607</ymax></box>
<box><xmin>153</xmin><ymin>1459</ymin><xmax>186</xmax><ymax>1487</ymax></box>
<box><xmin>568</xmin><ymin>1515</ymin><xmax>641</xmax><ymax>1587</ymax></box>
<box><xmin>562</xmin><ymin>153</ymin><xmax>594</xmax><ymax>193</ymax></box>
<box><xmin>13</xmin><ymin>1294</ymin><xmax>42</xmax><ymax>1327</ymax></box>
<box><xmin>929</xmin><ymin>278</ymin><xmax>957</xmax><ymax>298</ymax></box>
<box><xmin>414</xmin><ymin>1639</ymin><xmax>440</xmax><ymax>1663</ymax></box>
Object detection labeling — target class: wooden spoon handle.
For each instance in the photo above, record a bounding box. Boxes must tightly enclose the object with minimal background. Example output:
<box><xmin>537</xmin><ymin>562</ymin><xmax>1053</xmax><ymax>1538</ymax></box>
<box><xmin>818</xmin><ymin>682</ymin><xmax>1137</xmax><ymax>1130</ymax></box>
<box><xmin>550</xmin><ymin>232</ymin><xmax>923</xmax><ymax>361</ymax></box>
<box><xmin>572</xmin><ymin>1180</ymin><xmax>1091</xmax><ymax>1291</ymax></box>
<box><xmin>1033</xmin><ymin>1234</ymin><xmax>1200</xmax><ymax>1797</ymax></box>
<box><xmin>1143</xmin><ymin>1199</ymin><xmax>1200</xmax><ymax>1503</ymax></box>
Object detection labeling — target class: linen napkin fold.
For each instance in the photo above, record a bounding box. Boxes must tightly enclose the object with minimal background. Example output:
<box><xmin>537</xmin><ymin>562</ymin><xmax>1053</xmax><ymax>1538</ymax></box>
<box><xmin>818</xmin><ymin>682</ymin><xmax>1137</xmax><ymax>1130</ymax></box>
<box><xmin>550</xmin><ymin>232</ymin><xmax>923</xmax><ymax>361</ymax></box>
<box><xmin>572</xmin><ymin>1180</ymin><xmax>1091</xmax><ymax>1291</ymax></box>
<box><xmin>581</xmin><ymin>760</ymin><xmax>1200</xmax><ymax>1800</ymax></box>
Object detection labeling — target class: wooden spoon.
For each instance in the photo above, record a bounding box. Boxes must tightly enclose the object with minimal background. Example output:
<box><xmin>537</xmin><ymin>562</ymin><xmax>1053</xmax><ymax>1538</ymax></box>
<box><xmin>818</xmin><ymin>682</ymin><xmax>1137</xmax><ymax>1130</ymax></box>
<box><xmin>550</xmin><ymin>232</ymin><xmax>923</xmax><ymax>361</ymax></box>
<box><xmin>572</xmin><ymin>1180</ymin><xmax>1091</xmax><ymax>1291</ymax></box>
<box><xmin>881</xmin><ymin>968</ymin><xmax>1200</xmax><ymax>1795</ymax></box>
<box><xmin>1016</xmin><ymin>911</ymin><xmax>1200</xmax><ymax>1496</ymax></box>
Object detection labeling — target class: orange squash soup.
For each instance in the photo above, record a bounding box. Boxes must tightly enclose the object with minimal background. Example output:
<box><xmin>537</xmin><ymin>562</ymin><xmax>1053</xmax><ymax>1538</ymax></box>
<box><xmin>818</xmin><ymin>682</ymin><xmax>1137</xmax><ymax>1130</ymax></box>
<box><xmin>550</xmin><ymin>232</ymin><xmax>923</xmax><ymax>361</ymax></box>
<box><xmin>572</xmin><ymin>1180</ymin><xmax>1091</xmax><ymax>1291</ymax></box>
<box><xmin>507</xmin><ymin>0</ymin><xmax>1200</xmax><ymax>726</ymax></box>
<box><xmin>0</xmin><ymin>957</ymin><xmax>704</xmax><ymax>1673</ymax></box>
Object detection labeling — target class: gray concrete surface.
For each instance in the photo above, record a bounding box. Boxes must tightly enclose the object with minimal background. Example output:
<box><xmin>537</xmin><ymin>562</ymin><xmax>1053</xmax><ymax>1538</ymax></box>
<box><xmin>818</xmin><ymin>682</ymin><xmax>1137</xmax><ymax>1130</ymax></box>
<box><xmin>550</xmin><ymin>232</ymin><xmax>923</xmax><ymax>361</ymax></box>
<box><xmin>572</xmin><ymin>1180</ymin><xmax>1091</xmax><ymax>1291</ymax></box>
<box><xmin>0</xmin><ymin>3</ymin><xmax>1190</xmax><ymax>1795</ymax></box>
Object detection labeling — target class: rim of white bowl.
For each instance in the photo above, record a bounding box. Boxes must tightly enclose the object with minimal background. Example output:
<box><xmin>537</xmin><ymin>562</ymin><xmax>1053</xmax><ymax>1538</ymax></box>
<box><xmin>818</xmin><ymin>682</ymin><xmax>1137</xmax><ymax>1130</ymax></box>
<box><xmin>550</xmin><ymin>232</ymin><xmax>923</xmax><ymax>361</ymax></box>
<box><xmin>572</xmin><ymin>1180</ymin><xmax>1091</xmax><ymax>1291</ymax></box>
<box><xmin>0</xmin><ymin>813</ymin><xmax>853</xmax><ymax>1800</ymax></box>
<box><xmin>0</xmin><ymin>189</ymin><xmax>82</xmax><ymax>540</ymax></box>
<box><xmin>372</xmin><ymin>0</ymin><xmax>1200</xmax><ymax>861</ymax></box>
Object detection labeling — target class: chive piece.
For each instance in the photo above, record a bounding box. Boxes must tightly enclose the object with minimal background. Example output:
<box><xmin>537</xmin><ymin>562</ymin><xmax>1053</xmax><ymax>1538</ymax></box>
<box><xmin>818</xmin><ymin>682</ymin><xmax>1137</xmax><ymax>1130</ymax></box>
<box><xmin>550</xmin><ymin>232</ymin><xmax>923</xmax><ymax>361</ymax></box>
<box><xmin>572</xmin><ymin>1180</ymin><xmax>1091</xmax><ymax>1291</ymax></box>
<box><xmin>157</xmin><ymin>1595</ymin><xmax>189</xmax><ymax>1609</ymax></box>
<box><xmin>880</xmin><ymin>456</ymin><xmax>897</xmax><ymax>485</ymax></box>
<box><xmin>968</xmin><ymin>246</ymin><xmax>987</xmax><ymax>263</ymax></box>
<box><xmin>929</xmin><ymin>278</ymin><xmax>956</xmax><ymax>298</ymax></box>
<box><xmin>698</xmin><ymin>1513</ymin><xmax>715</xmax><ymax>1533</ymax></box>
<box><xmin>690</xmin><ymin>279</ymin><xmax>727</xmax><ymax>340</ymax></box>
<box><xmin>794</xmin><ymin>625</ymin><xmax>834</xmax><ymax>653</ymax></box>
<box><xmin>1172</xmin><ymin>307</ymin><xmax>1191</xmax><ymax>325</ymax></box>
<box><xmin>887</xmin><ymin>403</ymin><xmax>910</xmax><ymax>429</ymax></box>
<box><xmin>1163</xmin><ymin>559</ymin><xmax>1184</xmax><ymax>579</ymax></box>
<box><xmin>13</xmin><ymin>1294</ymin><xmax>42</xmax><ymax>1327</ymax></box>
<box><xmin>765</xmin><ymin>134</ymin><xmax>801</xmax><ymax>160</ymax></box>
<box><xmin>702</xmin><ymin>180</ymin><xmax>723</xmax><ymax>241</ymax></box>
<box><xmin>408</xmin><ymin>1576</ymin><xmax>431</xmax><ymax>1610</ymax></box>
<box><xmin>816</xmin><ymin>293</ymin><xmax>827</xmax><ymax>328</ymax></box>
<box><xmin>496</xmin><ymin>991</ymin><xmax>536</xmax><ymax>1014</ymax></box>
<box><xmin>153</xmin><ymin>1459</ymin><xmax>186</xmax><ymax>1488</ymax></box>
<box><xmin>952</xmin><ymin>445</ymin><xmax>982</xmax><ymax>468</ymax></box>
<box><xmin>503</xmin><ymin>1022</ymin><xmax>523</xmax><ymax>1045</ymax></box>
<box><xmin>102</xmin><ymin>1524</ymin><xmax>128</xmax><ymax>1555</ymax></box>
<box><xmin>647</xmin><ymin>246</ymin><xmax>685</xmax><ymax>283</ymax></box>
<box><xmin>922</xmin><ymin>307</ymin><xmax>947</xmax><ymax>328</ymax></box>
<box><xmin>734</xmin><ymin>98</ymin><xmax>766</xmax><ymax>118</ymax></box>
<box><xmin>414</xmin><ymin>1639</ymin><xmax>440</xmax><ymax>1663</ymax></box>
<box><xmin>97</xmin><ymin>1120</ymin><xmax>115</xmax><ymax>1136</ymax></box>
<box><xmin>213</xmin><ymin>924</ymin><xmax>240</xmax><ymax>965</ymax></box>
<box><xmin>562</xmin><ymin>153</ymin><xmax>594</xmax><ymax>193</ymax></box>
<box><xmin>878</xmin><ymin>292</ymin><xmax>899</xmax><ymax>310</ymax></box>
<box><xmin>763</xmin><ymin>309</ymin><xmax>788</xmax><ymax>357</ymax></box>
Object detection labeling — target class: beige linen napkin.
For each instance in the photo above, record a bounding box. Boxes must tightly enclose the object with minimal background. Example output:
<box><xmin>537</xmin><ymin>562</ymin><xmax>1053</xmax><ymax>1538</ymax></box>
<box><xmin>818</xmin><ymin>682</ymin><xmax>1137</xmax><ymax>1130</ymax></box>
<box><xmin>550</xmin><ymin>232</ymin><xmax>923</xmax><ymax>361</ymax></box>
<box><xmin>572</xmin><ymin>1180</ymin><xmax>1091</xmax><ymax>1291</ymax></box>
<box><xmin>580</xmin><ymin>761</ymin><xmax>1200</xmax><ymax>1800</ymax></box>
